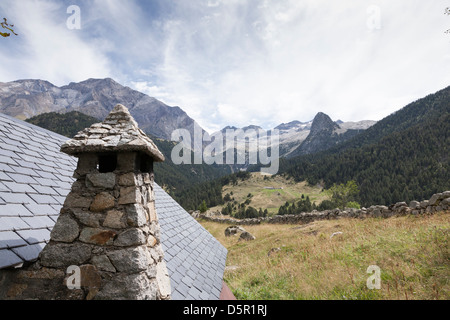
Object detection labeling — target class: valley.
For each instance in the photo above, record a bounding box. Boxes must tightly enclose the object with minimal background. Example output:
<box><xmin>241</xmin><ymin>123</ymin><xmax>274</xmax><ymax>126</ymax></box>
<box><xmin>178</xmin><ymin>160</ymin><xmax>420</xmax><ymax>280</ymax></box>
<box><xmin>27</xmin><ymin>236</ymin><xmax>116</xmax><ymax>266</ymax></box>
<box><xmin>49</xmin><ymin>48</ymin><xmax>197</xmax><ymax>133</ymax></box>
<box><xmin>208</xmin><ymin>172</ymin><xmax>329</xmax><ymax>215</ymax></box>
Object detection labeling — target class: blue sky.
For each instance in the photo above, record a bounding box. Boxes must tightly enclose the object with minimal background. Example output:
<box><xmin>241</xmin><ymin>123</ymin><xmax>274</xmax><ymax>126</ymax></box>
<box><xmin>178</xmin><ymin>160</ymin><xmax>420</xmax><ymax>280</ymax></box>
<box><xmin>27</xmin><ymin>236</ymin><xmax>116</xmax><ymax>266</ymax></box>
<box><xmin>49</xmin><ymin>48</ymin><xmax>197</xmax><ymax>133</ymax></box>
<box><xmin>1</xmin><ymin>0</ymin><xmax>450</xmax><ymax>133</ymax></box>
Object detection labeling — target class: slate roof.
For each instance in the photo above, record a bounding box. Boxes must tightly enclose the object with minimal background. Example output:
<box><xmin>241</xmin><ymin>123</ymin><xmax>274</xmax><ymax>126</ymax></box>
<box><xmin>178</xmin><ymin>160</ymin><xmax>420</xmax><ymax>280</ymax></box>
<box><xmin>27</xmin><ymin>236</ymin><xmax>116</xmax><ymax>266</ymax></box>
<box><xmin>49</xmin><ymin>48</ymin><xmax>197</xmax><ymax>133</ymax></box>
<box><xmin>155</xmin><ymin>186</ymin><xmax>227</xmax><ymax>300</ymax></box>
<box><xmin>0</xmin><ymin>112</ymin><xmax>227</xmax><ymax>300</ymax></box>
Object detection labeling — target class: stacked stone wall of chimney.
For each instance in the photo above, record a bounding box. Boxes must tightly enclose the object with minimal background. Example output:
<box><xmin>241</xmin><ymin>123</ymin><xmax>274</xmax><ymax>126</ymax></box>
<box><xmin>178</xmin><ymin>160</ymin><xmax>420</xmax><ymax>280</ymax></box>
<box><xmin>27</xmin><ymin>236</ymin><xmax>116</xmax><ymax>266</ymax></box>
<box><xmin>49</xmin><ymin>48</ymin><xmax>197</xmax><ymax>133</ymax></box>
<box><xmin>0</xmin><ymin>104</ymin><xmax>171</xmax><ymax>300</ymax></box>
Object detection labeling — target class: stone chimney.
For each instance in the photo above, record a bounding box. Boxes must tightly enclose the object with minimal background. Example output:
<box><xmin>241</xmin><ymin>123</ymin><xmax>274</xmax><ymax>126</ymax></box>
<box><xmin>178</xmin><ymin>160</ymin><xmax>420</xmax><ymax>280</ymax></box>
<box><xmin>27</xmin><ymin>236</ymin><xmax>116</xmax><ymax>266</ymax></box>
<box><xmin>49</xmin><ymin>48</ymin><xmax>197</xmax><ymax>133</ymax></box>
<box><xmin>1</xmin><ymin>104</ymin><xmax>171</xmax><ymax>300</ymax></box>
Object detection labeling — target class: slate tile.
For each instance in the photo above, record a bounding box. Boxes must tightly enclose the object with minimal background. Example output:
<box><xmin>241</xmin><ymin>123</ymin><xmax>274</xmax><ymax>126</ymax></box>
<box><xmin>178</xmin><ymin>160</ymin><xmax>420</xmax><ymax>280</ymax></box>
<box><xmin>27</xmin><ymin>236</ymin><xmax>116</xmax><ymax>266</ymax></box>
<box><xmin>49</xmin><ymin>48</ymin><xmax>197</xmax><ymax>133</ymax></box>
<box><xmin>212</xmin><ymin>278</ymin><xmax>223</xmax><ymax>291</ymax></box>
<box><xmin>16</xmin><ymin>153</ymin><xmax>43</xmax><ymax>164</ymax></box>
<box><xmin>0</xmin><ymin>162</ymin><xmax>14</xmax><ymax>173</ymax></box>
<box><xmin>171</xmin><ymin>290</ymin><xmax>184</xmax><ymax>301</ymax></box>
<box><xmin>7</xmin><ymin>165</ymin><xmax>39</xmax><ymax>177</ymax></box>
<box><xmin>37</xmin><ymin>162</ymin><xmax>59</xmax><ymax>172</ymax></box>
<box><xmin>2</xmin><ymin>181</ymin><xmax>36</xmax><ymax>193</ymax></box>
<box><xmin>19</xmin><ymin>148</ymin><xmax>42</xmax><ymax>159</ymax></box>
<box><xmin>48</xmin><ymin>215</ymin><xmax>59</xmax><ymax>223</ymax></box>
<box><xmin>51</xmin><ymin>195</ymin><xmax>66</xmax><ymax>205</ymax></box>
<box><xmin>24</xmin><ymin>203</ymin><xmax>58</xmax><ymax>216</ymax></box>
<box><xmin>21</xmin><ymin>139</ymin><xmax>44</xmax><ymax>151</ymax></box>
<box><xmin>191</xmin><ymin>264</ymin><xmax>200</xmax><ymax>274</ymax></box>
<box><xmin>199</xmin><ymin>291</ymin><xmax>210</xmax><ymax>300</ymax></box>
<box><xmin>187</xmin><ymin>269</ymin><xmax>198</xmax><ymax>280</ymax></box>
<box><xmin>10</xmin><ymin>125</ymin><xmax>33</xmax><ymax>136</ymax></box>
<box><xmin>55</xmin><ymin>187</ymin><xmax>71</xmax><ymax>197</ymax></box>
<box><xmin>12</xmin><ymin>242</ymin><xmax>45</xmax><ymax>262</ymax></box>
<box><xmin>21</xmin><ymin>216</ymin><xmax>55</xmax><ymax>229</ymax></box>
<box><xmin>7</xmin><ymin>120</ymin><xmax>32</xmax><ymax>132</ymax></box>
<box><xmin>4</xmin><ymin>172</ymin><xmax>37</xmax><ymax>185</ymax></box>
<box><xmin>33</xmin><ymin>177</ymin><xmax>58</xmax><ymax>187</ymax></box>
<box><xmin>28</xmin><ymin>194</ymin><xmax>59</xmax><ymax>205</ymax></box>
<box><xmin>53</xmin><ymin>180</ymin><xmax>73</xmax><ymax>190</ymax></box>
<box><xmin>0</xmin><ymin>192</ymin><xmax>34</xmax><ymax>204</ymax></box>
<box><xmin>0</xmin><ymin>181</ymin><xmax>9</xmax><ymax>192</ymax></box>
<box><xmin>56</xmin><ymin>174</ymin><xmax>75</xmax><ymax>183</ymax></box>
<box><xmin>1</xmin><ymin>137</ymin><xmax>23</xmax><ymax>148</ymax></box>
<box><xmin>175</xmin><ymin>282</ymin><xmax>190</xmax><ymax>297</ymax></box>
<box><xmin>204</xmin><ymin>277</ymin><xmax>214</xmax><ymax>288</ymax></box>
<box><xmin>30</xmin><ymin>184</ymin><xmax>59</xmax><ymax>195</ymax></box>
<box><xmin>0</xmin><ymin>203</ymin><xmax>34</xmax><ymax>215</ymax></box>
<box><xmin>0</xmin><ymin>249</ymin><xmax>23</xmax><ymax>268</ymax></box>
<box><xmin>16</xmin><ymin>160</ymin><xmax>41</xmax><ymax>170</ymax></box>
<box><xmin>0</xmin><ymin>231</ymin><xmax>28</xmax><ymax>249</ymax></box>
<box><xmin>50</xmin><ymin>204</ymin><xmax>63</xmax><ymax>212</ymax></box>
<box><xmin>181</xmin><ymin>275</ymin><xmax>194</xmax><ymax>287</ymax></box>
<box><xmin>0</xmin><ymin>171</ymin><xmax>13</xmax><ymax>182</ymax></box>
<box><xmin>37</xmin><ymin>171</ymin><xmax>59</xmax><ymax>181</ymax></box>
<box><xmin>0</xmin><ymin>216</ymin><xmax>31</xmax><ymax>231</ymax></box>
<box><xmin>170</xmin><ymin>270</ymin><xmax>183</xmax><ymax>285</ymax></box>
<box><xmin>53</xmin><ymin>169</ymin><xmax>74</xmax><ymax>180</ymax></box>
<box><xmin>188</xmin><ymin>286</ymin><xmax>201</xmax><ymax>300</ymax></box>
<box><xmin>0</xmin><ymin>141</ymin><xmax>22</xmax><ymax>153</ymax></box>
<box><xmin>0</xmin><ymin>155</ymin><xmax>19</xmax><ymax>166</ymax></box>
<box><xmin>16</xmin><ymin>228</ymin><xmax>51</xmax><ymax>244</ymax></box>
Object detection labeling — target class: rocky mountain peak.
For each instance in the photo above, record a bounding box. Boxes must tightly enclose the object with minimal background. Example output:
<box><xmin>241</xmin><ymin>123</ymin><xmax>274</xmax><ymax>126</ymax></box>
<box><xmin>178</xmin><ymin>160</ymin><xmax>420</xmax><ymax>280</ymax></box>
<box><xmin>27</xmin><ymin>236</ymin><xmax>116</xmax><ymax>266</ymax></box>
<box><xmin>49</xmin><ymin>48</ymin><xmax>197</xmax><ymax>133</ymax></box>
<box><xmin>310</xmin><ymin>112</ymin><xmax>340</xmax><ymax>135</ymax></box>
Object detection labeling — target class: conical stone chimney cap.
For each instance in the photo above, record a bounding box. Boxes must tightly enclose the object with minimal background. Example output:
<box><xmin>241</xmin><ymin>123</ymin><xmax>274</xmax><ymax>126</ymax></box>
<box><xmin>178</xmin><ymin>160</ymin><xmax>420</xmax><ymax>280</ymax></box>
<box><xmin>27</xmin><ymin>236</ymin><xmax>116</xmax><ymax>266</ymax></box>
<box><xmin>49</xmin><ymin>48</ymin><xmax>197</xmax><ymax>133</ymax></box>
<box><xmin>60</xmin><ymin>104</ymin><xmax>165</xmax><ymax>162</ymax></box>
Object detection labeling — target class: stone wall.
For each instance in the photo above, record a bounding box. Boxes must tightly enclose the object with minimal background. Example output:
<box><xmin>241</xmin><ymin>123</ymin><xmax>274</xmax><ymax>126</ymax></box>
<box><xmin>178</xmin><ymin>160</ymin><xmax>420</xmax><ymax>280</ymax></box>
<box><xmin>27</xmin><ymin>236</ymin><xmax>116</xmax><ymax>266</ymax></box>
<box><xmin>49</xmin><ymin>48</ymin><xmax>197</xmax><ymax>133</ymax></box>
<box><xmin>199</xmin><ymin>191</ymin><xmax>450</xmax><ymax>225</ymax></box>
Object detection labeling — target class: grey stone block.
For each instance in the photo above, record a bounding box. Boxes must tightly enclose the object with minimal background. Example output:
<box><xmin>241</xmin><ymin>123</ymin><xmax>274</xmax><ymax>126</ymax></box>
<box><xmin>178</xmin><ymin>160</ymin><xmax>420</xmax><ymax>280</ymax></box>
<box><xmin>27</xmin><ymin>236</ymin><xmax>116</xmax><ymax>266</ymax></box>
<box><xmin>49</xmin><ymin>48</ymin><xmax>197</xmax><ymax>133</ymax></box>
<box><xmin>50</xmin><ymin>214</ymin><xmax>79</xmax><ymax>243</ymax></box>
<box><xmin>107</xmin><ymin>246</ymin><xmax>151</xmax><ymax>273</ymax></box>
<box><xmin>40</xmin><ymin>242</ymin><xmax>91</xmax><ymax>268</ymax></box>
<box><xmin>86</xmin><ymin>173</ymin><xmax>116</xmax><ymax>189</ymax></box>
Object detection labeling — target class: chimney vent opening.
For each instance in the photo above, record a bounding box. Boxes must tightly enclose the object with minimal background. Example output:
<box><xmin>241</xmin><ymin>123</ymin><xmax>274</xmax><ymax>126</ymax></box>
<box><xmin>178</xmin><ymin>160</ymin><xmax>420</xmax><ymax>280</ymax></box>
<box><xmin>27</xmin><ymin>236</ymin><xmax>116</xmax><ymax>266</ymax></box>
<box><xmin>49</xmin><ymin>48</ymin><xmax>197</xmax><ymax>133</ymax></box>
<box><xmin>98</xmin><ymin>153</ymin><xmax>117</xmax><ymax>173</ymax></box>
<box><xmin>135</xmin><ymin>153</ymin><xmax>153</xmax><ymax>173</ymax></box>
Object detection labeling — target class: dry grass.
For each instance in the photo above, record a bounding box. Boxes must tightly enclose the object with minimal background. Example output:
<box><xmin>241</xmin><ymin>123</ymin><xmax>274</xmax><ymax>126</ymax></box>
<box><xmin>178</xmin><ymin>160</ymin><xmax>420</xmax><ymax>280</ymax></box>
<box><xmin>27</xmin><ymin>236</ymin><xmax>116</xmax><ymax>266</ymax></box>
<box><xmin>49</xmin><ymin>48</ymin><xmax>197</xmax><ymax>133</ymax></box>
<box><xmin>200</xmin><ymin>211</ymin><xmax>450</xmax><ymax>300</ymax></box>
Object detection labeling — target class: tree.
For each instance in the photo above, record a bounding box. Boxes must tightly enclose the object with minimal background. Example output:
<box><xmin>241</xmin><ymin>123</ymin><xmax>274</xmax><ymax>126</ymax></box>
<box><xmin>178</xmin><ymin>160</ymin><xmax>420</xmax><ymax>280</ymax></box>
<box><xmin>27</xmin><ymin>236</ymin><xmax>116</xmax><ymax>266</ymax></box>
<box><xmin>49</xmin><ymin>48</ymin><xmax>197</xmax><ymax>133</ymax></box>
<box><xmin>198</xmin><ymin>200</ymin><xmax>208</xmax><ymax>213</ymax></box>
<box><xmin>1</xmin><ymin>18</ymin><xmax>18</xmax><ymax>38</ymax></box>
<box><xmin>328</xmin><ymin>180</ymin><xmax>359</xmax><ymax>209</ymax></box>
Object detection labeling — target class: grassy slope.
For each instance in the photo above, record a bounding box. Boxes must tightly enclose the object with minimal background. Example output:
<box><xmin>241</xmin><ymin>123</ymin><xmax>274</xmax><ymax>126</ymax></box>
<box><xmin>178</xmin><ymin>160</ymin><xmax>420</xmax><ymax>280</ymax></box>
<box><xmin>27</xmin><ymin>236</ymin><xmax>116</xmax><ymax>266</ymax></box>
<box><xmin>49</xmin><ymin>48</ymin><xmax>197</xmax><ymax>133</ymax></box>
<box><xmin>209</xmin><ymin>172</ymin><xmax>329</xmax><ymax>215</ymax></box>
<box><xmin>200</xmin><ymin>211</ymin><xmax>450</xmax><ymax>300</ymax></box>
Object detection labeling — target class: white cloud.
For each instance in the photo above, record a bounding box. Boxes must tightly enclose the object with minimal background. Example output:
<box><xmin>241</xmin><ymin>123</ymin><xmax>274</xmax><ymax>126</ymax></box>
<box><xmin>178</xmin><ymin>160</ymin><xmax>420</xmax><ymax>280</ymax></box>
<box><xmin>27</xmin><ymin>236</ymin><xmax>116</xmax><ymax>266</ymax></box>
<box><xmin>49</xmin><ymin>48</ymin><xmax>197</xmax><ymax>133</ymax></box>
<box><xmin>0</xmin><ymin>0</ymin><xmax>112</xmax><ymax>86</ymax></box>
<box><xmin>1</xmin><ymin>0</ymin><xmax>449</xmax><ymax>131</ymax></box>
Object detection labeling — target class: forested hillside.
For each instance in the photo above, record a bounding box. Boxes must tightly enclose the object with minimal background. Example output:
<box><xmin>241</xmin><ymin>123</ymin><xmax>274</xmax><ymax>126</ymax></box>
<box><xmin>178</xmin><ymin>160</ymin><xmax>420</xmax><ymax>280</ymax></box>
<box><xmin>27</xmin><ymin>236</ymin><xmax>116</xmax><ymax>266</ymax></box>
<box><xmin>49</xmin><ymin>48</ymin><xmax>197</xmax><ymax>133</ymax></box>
<box><xmin>172</xmin><ymin>171</ymin><xmax>252</xmax><ymax>211</ymax></box>
<box><xmin>279</xmin><ymin>86</ymin><xmax>450</xmax><ymax>206</ymax></box>
<box><xmin>26</xmin><ymin>111</ymin><xmax>98</xmax><ymax>138</ymax></box>
<box><xmin>151</xmin><ymin>138</ymin><xmax>232</xmax><ymax>193</ymax></box>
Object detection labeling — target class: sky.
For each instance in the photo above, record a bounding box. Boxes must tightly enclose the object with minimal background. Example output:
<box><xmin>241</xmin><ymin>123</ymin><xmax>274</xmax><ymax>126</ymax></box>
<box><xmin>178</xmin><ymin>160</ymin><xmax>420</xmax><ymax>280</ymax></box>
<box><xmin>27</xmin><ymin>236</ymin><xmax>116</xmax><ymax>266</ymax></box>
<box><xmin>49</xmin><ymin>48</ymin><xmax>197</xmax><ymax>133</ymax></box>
<box><xmin>1</xmin><ymin>0</ymin><xmax>450</xmax><ymax>133</ymax></box>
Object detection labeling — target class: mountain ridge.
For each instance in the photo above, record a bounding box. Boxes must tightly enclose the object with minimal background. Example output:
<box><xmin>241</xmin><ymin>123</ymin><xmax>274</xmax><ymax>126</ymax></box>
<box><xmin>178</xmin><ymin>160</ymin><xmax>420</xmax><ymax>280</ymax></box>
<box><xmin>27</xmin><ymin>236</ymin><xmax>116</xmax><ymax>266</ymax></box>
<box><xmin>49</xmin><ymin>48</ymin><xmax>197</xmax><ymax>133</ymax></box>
<box><xmin>0</xmin><ymin>77</ymin><xmax>375</xmax><ymax>158</ymax></box>
<box><xmin>280</xmin><ymin>84</ymin><xmax>450</xmax><ymax>206</ymax></box>
<box><xmin>0</xmin><ymin>78</ymin><xmax>203</xmax><ymax>142</ymax></box>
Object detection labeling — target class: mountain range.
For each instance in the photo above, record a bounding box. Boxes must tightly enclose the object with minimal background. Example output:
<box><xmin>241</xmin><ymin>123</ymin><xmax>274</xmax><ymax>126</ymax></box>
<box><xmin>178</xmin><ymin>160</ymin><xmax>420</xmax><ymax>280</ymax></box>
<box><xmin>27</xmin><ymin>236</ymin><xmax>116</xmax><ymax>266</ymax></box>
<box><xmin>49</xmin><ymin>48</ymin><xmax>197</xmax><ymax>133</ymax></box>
<box><xmin>0</xmin><ymin>78</ymin><xmax>375</xmax><ymax>158</ymax></box>
<box><xmin>0</xmin><ymin>78</ymin><xmax>200</xmax><ymax>141</ymax></box>
<box><xmin>1</xmin><ymin>77</ymin><xmax>448</xmax><ymax>209</ymax></box>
